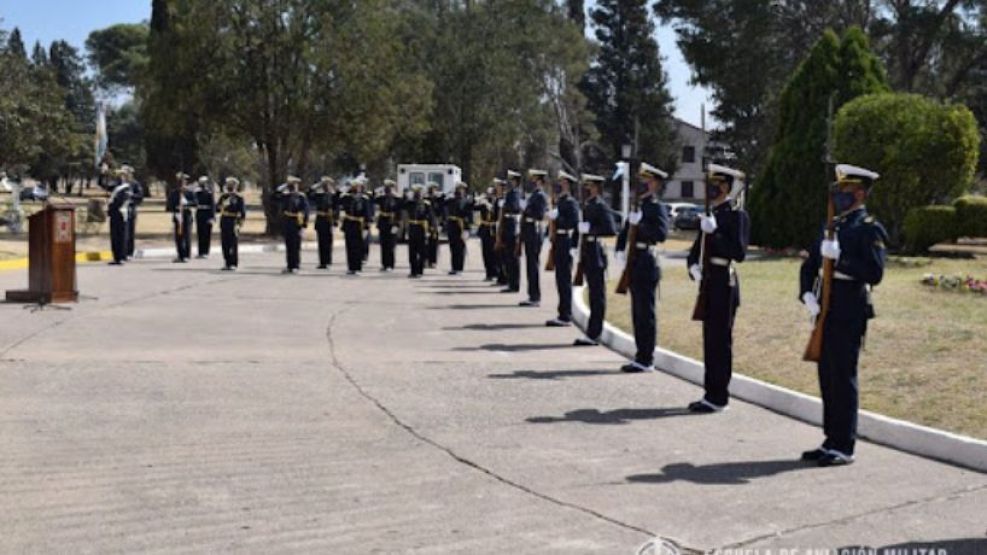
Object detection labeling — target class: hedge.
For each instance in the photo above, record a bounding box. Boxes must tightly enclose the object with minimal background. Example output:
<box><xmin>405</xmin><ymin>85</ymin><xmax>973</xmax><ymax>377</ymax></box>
<box><xmin>953</xmin><ymin>195</ymin><xmax>987</xmax><ymax>239</ymax></box>
<box><xmin>903</xmin><ymin>205</ymin><xmax>958</xmax><ymax>254</ymax></box>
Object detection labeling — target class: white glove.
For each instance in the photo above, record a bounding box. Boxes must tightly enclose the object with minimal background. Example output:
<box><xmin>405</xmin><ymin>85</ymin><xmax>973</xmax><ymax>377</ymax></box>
<box><xmin>689</xmin><ymin>263</ymin><xmax>702</xmax><ymax>283</ymax></box>
<box><xmin>569</xmin><ymin>248</ymin><xmax>579</xmax><ymax>259</ymax></box>
<box><xmin>615</xmin><ymin>251</ymin><xmax>626</xmax><ymax>264</ymax></box>
<box><xmin>628</xmin><ymin>211</ymin><xmax>643</xmax><ymax>225</ymax></box>
<box><xmin>548</xmin><ymin>209</ymin><xmax>558</xmax><ymax>221</ymax></box>
<box><xmin>577</xmin><ymin>222</ymin><xmax>590</xmax><ymax>234</ymax></box>
<box><xmin>700</xmin><ymin>214</ymin><xmax>718</xmax><ymax>234</ymax></box>
<box><xmin>392</xmin><ymin>226</ymin><xmax>399</xmax><ymax>234</ymax></box>
<box><xmin>519</xmin><ymin>199</ymin><xmax>528</xmax><ymax>210</ymax></box>
<box><xmin>802</xmin><ymin>292</ymin><xmax>821</xmax><ymax>319</ymax></box>
<box><xmin>497</xmin><ymin>199</ymin><xmax>505</xmax><ymax>208</ymax></box>
<box><xmin>821</xmin><ymin>239</ymin><xmax>841</xmax><ymax>260</ymax></box>
<box><xmin>462</xmin><ymin>231</ymin><xmax>469</xmax><ymax>241</ymax></box>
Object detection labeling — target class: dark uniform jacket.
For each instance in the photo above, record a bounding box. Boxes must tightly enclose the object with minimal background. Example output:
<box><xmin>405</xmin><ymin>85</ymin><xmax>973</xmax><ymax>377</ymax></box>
<box><xmin>308</xmin><ymin>190</ymin><xmax>337</xmax><ymax>224</ymax></box>
<box><xmin>500</xmin><ymin>189</ymin><xmax>522</xmax><ymax>243</ymax></box>
<box><xmin>375</xmin><ymin>194</ymin><xmax>402</xmax><ymax>231</ymax></box>
<box><xmin>800</xmin><ymin>207</ymin><xmax>887</xmax><ymax>323</ymax></box>
<box><xmin>582</xmin><ymin>195</ymin><xmax>618</xmax><ymax>270</ymax></box>
<box><xmin>617</xmin><ymin>192</ymin><xmax>668</xmax><ymax>250</ymax></box>
<box><xmin>521</xmin><ymin>188</ymin><xmax>549</xmax><ymax>239</ymax></box>
<box><xmin>280</xmin><ymin>191</ymin><xmax>310</xmax><ymax>228</ymax></box>
<box><xmin>218</xmin><ymin>192</ymin><xmax>246</xmax><ymax>223</ymax></box>
<box><xmin>405</xmin><ymin>197</ymin><xmax>437</xmax><ymax>234</ymax></box>
<box><xmin>340</xmin><ymin>193</ymin><xmax>374</xmax><ymax>228</ymax></box>
<box><xmin>445</xmin><ymin>195</ymin><xmax>474</xmax><ymax>233</ymax></box>
<box><xmin>195</xmin><ymin>187</ymin><xmax>215</xmax><ymax>218</ymax></box>
<box><xmin>166</xmin><ymin>188</ymin><xmax>195</xmax><ymax>215</ymax></box>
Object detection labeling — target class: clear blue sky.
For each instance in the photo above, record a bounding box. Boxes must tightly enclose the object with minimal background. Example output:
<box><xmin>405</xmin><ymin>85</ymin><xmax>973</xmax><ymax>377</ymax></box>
<box><xmin>0</xmin><ymin>1</ymin><xmax>714</xmax><ymax>127</ymax></box>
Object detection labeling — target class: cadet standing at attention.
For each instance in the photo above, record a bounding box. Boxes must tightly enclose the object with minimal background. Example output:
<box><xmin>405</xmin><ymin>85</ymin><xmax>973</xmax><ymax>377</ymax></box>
<box><xmin>308</xmin><ymin>176</ymin><xmax>337</xmax><ymax>269</ymax></box>
<box><xmin>614</xmin><ymin>163</ymin><xmax>669</xmax><ymax>372</ymax></box>
<box><xmin>498</xmin><ymin>170</ymin><xmax>523</xmax><ymax>293</ymax></box>
<box><xmin>686</xmin><ymin>164</ymin><xmax>750</xmax><ymax>413</ymax></box>
<box><xmin>279</xmin><ymin>176</ymin><xmax>309</xmax><ymax>274</ymax></box>
<box><xmin>426</xmin><ymin>184</ymin><xmax>443</xmax><ymax>269</ymax></box>
<box><xmin>545</xmin><ymin>171</ymin><xmax>581</xmax><ymax>327</ymax></box>
<box><xmin>519</xmin><ymin>169</ymin><xmax>549</xmax><ymax>307</ymax></box>
<box><xmin>194</xmin><ymin>176</ymin><xmax>216</xmax><ymax>259</ymax></box>
<box><xmin>121</xmin><ymin>165</ymin><xmax>143</xmax><ymax>260</ymax></box>
<box><xmin>217</xmin><ymin>177</ymin><xmax>246</xmax><ymax>271</ymax></box>
<box><xmin>167</xmin><ymin>173</ymin><xmax>194</xmax><ymax>264</ymax></box>
<box><xmin>405</xmin><ymin>184</ymin><xmax>436</xmax><ymax>278</ymax></box>
<box><xmin>476</xmin><ymin>182</ymin><xmax>501</xmax><ymax>282</ymax></box>
<box><xmin>445</xmin><ymin>182</ymin><xmax>474</xmax><ymax>276</ymax></box>
<box><xmin>107</xmin><ymin>169</ymin><xmax>133</xmax><ymax>266</ymax></box>
<box><xmin>340</xmin><ymin>176</ymin><xmax>374</xmax><ymax>275</ymax></box>
<box><xmin>376</xmin><ymin>179</ymin><xmax>401</xmax><ymax>272</ymax></box>
<box><xmin>799</xmin><ymin>164</ymin><xmax>887</xmax><ymax>467</ymax></box>
<box><xmin>573</xmin><ymin>174</ymin><xmax>617</xmax><ymax>346</ymax></box>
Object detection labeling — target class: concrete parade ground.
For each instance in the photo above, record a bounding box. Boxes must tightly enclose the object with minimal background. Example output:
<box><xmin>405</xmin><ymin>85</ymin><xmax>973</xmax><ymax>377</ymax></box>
<box><xmin>1</xmin><ymin>242</ymin><xmax>985</xmax><ymax>554</ymax></box>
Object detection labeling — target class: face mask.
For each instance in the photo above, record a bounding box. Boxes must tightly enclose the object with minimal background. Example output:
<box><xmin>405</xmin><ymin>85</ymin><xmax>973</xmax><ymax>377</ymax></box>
<box><xmin>834</xmin><ymin>191</ymin><xmax>857</xmax><ymax>213</ymax></box>
<box><xmin>706</xmin><ymin>183</ymin><xmax>722</xmax><ymax>199</ymax></box>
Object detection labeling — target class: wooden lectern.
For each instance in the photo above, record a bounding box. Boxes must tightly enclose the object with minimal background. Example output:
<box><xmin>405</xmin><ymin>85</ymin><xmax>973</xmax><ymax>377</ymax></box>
<box><xmin>6</xmin><ymin>204</ymin><xmax>78</xmax><ymax>304</ymax></box>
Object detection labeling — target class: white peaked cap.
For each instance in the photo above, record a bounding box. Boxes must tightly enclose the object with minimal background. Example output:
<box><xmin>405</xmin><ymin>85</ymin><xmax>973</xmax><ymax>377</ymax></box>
<box><xmin>639</xmin><ymin>162</ymin><xmax>669</xmax><ymax>179</ymax></box>
<box><xmin>836</xmin><ymin>164</ymin><xmax>880</xmax><ymax>182</ymax></box>
<box><xmin>581</xmin><ymin>173</ymin><xmax>605</xmax><ymax>183</ymax></box>
<box><xmin>557</xmin><ymin>171</ymin><xmax>577</xmax><ymax>183</ymax></box>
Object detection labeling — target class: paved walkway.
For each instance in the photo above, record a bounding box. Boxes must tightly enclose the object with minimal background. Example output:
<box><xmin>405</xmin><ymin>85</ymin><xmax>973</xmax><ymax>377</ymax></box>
<box><xmin>1</xmin><ymin>243</ymin><xmax>985</xmax><ymax>553</ymax></box>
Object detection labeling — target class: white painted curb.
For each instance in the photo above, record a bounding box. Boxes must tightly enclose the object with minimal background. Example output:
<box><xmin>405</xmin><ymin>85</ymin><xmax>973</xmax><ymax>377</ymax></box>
<box><xmin>131</xmin><ymin>242</ymin><xmax>325</xmax><ymax>259</ymax></box>
<box><xmin>571</xmin><ymin>286</ymin><xmax>987</xmax><ymax>473</ymax></box>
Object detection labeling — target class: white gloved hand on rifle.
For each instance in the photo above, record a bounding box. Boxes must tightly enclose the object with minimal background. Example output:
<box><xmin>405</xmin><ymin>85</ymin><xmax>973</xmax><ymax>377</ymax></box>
<box><xmin>700</xmin><ymin>214</ymin><xmax>718</xmax><ymax>234</ymax></box>
<box><xmin>689</xmin><ymin>263</ymin><xmax>702</xmax><ymax>283</ymax></box>
<box><xmin>628</xmin><ymin>211</ymin><xmax>643</xmax><ymax>225</ymax></box>
<box><xmin>577</xmin><ymin>222</ymin><xmax>590</xmax><ymax>234</ymax></box>
<box><xmin>615</xmin><ymin>250</ymin><xmax>626</xmax><ymax>264</ymax></box>
<box><xmin>462</xmin><ymin>231</ymin><xmax>469</xmax><ymax>241</ymax></box>
<box><xmin>569</xmin><ymin>248</ymin><xmax>579</xmax><ymax>260</ymax></box>
<box><xmin>497</xmin><ymin>199</ymin><xmax>505</xmax><ymax>208</ymax></box>
<box><xmin>821</xmin><ymin>238</ymin><xmax>841</xmax><ymax>260</ymax></box>
<box><xmin>802</xmin><ymin>291</ymin><xmax>821</xmax><ymax>319</ymax></box>
<box><xmin>547</xmin><ymin>208</ymin><xmax>558</xmax><ymax>221</ymax></box>
<box><xmin>519</xmin><ymin>199</ymin><xmax>527</xmax><ymax>210</ymax></box>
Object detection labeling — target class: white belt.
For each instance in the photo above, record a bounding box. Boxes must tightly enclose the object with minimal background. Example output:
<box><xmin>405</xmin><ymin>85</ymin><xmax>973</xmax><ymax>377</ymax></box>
<box><xmin>584</xmin><ymin>236</ymin><xmax>599</xmax><ymax>243</ymax></box>
<box><xmin>634</xmin><ymin>242</ymin><xmax>655</xmax><ymax>250</ymax></box>
<box><xmin>710</xmin><ymin>257</ymin><xmax>731</xmax><ymax>267</ymax></box>
<box><xmin>524</xmin><ymin>217</ymin><xmax>539</xmax><ymax>223</ymax></box>
<box><xmin>821</xmin><ymin>270</ymin><xmax>857</xmax><ymax>281</ymax></box>
<box><xmin>504</xmin><ymin>214</ymin><xmax>520</xmax><ymax>219</ymax></box>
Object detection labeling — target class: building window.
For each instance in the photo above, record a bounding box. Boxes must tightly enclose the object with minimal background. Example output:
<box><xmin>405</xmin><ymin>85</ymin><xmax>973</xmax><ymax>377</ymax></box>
<box><xmin>682</xmin><ymin>145</ymin><xmax>696</xmax><ymax>163</ymax></box>
<box><xmin>681</xmin><ymin>181</ymin><xmax>694</xmax><ymax>199</ymax></box>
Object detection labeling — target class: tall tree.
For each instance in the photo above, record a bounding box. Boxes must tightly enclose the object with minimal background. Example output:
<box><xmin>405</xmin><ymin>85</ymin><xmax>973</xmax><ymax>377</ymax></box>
<box><xmin>749</xmin><ymin>27</ymin><xmax>888</xmax><ymax>249</ymax></box>
<box><xmin>6</xmin><ymin>27</ymin><xmax>26</xmax><ymax>59</ymax></box>
<box><xmin>583</xmin><ymin>0</ymin><xmax>679</xmax><ymax>171</ymax></box>
<box><xmin>85</xmin><ymin>23</ymin><xmax>149</xmax><ymax>92</ymax></box>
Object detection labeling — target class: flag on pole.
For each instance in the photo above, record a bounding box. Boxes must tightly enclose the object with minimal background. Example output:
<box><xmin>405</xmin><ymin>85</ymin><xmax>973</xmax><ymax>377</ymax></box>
<box><xmin>94</xmin><ymin>102</ymin><xmax>108</xmax><ymax>169</ymax></box>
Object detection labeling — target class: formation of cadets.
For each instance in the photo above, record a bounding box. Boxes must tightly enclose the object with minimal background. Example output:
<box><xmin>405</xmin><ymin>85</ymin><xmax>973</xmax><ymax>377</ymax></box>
<box><xmin>100</xmin><ymin>159</ymin><xmax>885</xmax><ymax>468</ymax></box>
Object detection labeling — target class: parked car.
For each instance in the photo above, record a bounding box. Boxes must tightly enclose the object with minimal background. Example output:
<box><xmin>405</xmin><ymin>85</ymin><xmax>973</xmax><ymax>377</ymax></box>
<box><xmin>666</xmin><ymin>202</ymin><xmax>700</xmax><ymax>221</ymax></box>
<box><xmin>19</xmin><ymin>184</ymin><xmax>49</xmax><ymax>202</ymax></box>
<box><xmin>674</xmin><ymin>205</ymin><xmax>702</xmax><ymax>231</ymax></box>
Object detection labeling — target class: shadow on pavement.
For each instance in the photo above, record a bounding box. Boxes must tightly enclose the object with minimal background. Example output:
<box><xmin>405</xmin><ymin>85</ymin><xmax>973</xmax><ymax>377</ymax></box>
<box><xmin>626</xmin><ymin>459</ymin><xmax>811</xmax><ymax>485</ymax></box>
<box><xmin>454</xmin><ymin>342</ymin><xmax>575</xmax><ymax>352</ymax></box>
<box><xmin>430</xmin><ymin>304</ymin><xmax>516</xmax><ymax>310</ymax></box>
<box><xmin>527</xmin><ymin>407</ymin><xmax>696</xmax><ymax>424</ymax></box>
<box><xmin>447</xmin><ymin>323</ymin><xmax>546</xmax><ymax>332</ymax></box>
<box><xmin>428</xmin><ymin>290</ymin><xmax>497</xmax><ymax>295</ymax></box>
<box><xmin>837</xmin><ymin>539</ymin><xmax>987</xmax><ymax>555</ymax></box>
<box><xmin>489</xmin><ymin>369</ymin><xmax>616</xmax><ymax>380</ymax></box>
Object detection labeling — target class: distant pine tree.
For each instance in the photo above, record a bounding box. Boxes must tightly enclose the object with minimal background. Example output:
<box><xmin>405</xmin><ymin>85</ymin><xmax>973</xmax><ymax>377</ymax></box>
<box><xmin>6</xmin><ymin>28</ymin><xmax>26</xmax><ymax>59</ymax></box>
<box><xmin>749</xmin><ymin>27</ymin><xmax>887</xmax><ymax>249</ymax></box>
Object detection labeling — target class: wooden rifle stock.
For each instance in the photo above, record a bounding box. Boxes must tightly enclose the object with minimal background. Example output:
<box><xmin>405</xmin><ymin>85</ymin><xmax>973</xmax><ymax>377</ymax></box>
<box><xmin>615</xmin><ymin>191</ymin><xmax>641</xmax><ymax>295</ymax></box>
<box><xmin>494</xmin><ymin>193</ymin><xmax>507</xmax><ymax>252</ymax></box>
<box><xmin>573</xmin><ymin>240</ymin><xmax>586</xmax><ymax>286</ymax></box>
<box><xmin>545</xmin><ymin>186</ymin><xmax>558</xmax><ymax>271</ymax></box>
<box><xmin>804</xmin><ymin>191</ymin><xmax>836</xmax><ymax>362</ymax></box>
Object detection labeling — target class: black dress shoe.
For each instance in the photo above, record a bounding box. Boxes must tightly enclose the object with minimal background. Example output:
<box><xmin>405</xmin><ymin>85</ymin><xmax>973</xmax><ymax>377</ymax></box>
<box><xmin>317</xmin><ymin>265</ymin><xmax>327</xmax><ymax>269</ymax></box>
<box><xmin>800</xmin><ymin>448</ymin><xmax>828</xmax><ymax>462</ymax></box>
<box><xmin>501</xmin><ymin>288</ymin><xmax>519</xmax><ymax>294</ymax></box>
<box><xmin>817</xmin><ymin>452</ymin><xmax>854</xmax><ymax>467</ymax></box>
<box><xmin>620</xmin><ymin>362</ymin><xmax>652</xmax><ymax>373</ymax></box>
<box><xmin>573</xmin><ymin>338</ymin><xmax>598</xmax><ymax>347</ymax></box>
<box><xmin>545</xmin><ymin>319</ymin><xmax>572</xmax><ymax>327</ymax></box>
<box><xmin>519</xmin><ymin>300</ymin><xmax>540</xmax><ymax>307</ymax></box>
<box><xmin>108</xmin><ymin>261</ymin><xmax>123</xmax><ymax>266</ymax></box>
<box><xmin>687</xmin><ymin>400</ymin><xmax>725</xmax><ymax>414</ymax></box>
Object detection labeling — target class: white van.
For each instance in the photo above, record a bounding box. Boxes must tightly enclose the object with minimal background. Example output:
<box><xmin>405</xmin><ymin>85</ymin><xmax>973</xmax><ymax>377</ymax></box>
<box><xmin>397</xmin><ymin>164</ymin><xmax>462</xmax><ymax>195</ymax></box>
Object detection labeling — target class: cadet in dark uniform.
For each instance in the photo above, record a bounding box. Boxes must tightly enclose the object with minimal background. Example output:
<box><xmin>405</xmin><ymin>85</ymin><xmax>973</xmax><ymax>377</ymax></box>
<box><xmin>279</xmin><ymin>176</ymin><xmax>309</xmax><ymax>274</ymax></box>
<box><xmin>107</xmin><ymin>170</ymin><xmax>133</xmax><ymax>266</ymax></box>
<box><xmin>121</xmin><ymin>165</ymin><xmax>143</xmax><ymax>260</ymax></box>
<box><xmin>519</xmin><ymin>169</ymin><xmax>549</xmax><ymax>307</ymax></box>
<box><xmin>426</xmin><ymin>185</ymin><xmax>443</xmax><ymax>268</ymax></box>
<box><xmin>475</xmin><ymin>182</ymin><xmax>500</xmax><ymax>281</ymax></box>
<box><xmin>799</xmin><ymin>164</ymin><xmax>887</xmax><ymax>467</ymax></box>
<box><xmin>445</xmin><ymin>183</ymin><xmax>473</xmax><ymax>275</ymax></box>
<box><xmin>308</xmin><ymin>176</ymin><xmax>337</xmax><ymax>269</ymax></box>
<box><xmin>499</xmin><ymin>170</ymin><xmax>523</xmax><ymax>293</ymax></box>
<box><xmin>218</xmin><ymin>177</ymin><xmax>246</xmax><ymax>271</ymax></box>
<box><xmin>193</xmin><ymin>176</ymin><xmax>216</xmax><ymax>258</ymax></box>
<box><xmin>167</xmin><ymin>173</ymin><xmax>194</xmax><ymax>263</ymax></box>
<box><xmin>405</xmin><ymin>184</ymin><xmax>436</xmax><ymax>278</ymax></box>
<box><xmin>546</xmin><ymin>171</ymin><xmax>581</xmax><ymax>327</ymax></box>
<box><xmin>340</xmin><ymin>177</ymin><xmax>374</xmax><ymax>275</ymax></box>
<box><xmin>376</xmin><ymin>179</ymin><xmax>401</xmax><ymax>272</ymax></box>
<box><xmin>686</xmin><ymin>164</ymin><xmax>750</xmax><ymax>413</ymax></box>
<box><xmin>615</xmin><ymin>163</ymin><xmax>669</xmax><ymax>372</ymax></box>
<box><xmin>573</xmin><ymin>174</ymin><xmax>617</xmax><ymax>345</ymax></box>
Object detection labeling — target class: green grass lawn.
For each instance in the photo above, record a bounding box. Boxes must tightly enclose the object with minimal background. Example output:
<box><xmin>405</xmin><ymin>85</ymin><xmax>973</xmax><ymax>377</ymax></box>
<box><xmin>604</xmin><ymin>254</ymin><xmax>987</xmax><ymax>439</ymax></box>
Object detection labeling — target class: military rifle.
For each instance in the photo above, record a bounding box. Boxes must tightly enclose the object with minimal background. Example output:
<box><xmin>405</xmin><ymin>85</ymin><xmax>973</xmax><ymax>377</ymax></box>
<box><xmin>690</xmin><ymin>174</ymin><xmax>712</xmax><ymax>321</ymax></box>
<box><xmin>573</xmin><ymin>184</ymin><xmax>587</xmax><ymax>287</ymax></box>
<box><xmin>544</xmin><ymin>180</ymin><xmax>558</xmax><ymax>272</ymax></box>
<box><xmin>615</xmin><ymin>183</ymin><xmax>641</xmax><ymax>295</ymax></box>
<box><xmin>514</xmin><ymin>179</ymin><xmax>526</xmax><ymax>259</ymax></box>
<box><xmin>804</xmin><ymin>93</ymin><xmax>839</xmax><ymax>362</ymax></box>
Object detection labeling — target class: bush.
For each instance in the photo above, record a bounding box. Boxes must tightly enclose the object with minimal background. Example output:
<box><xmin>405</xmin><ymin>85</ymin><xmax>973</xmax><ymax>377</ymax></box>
<box><xmin>834</xmin><ymin>93</ymin><xmax>981</xmax><ymax>247</ymax></box>
<box><xmin>953</xmin><ymin>195</ymin><xmax>987</xmax><ymax>239</ymax></box>
<box><xmin>903</xmin><ymin>205</ymin><xmax>958</xmax><ymax>254</ymax></box>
